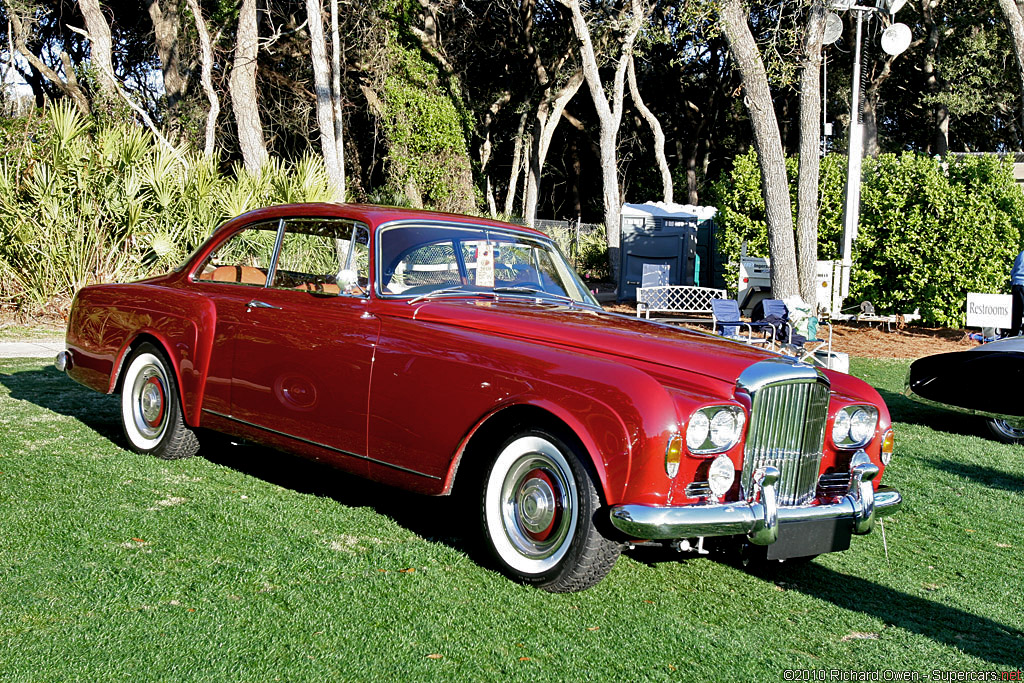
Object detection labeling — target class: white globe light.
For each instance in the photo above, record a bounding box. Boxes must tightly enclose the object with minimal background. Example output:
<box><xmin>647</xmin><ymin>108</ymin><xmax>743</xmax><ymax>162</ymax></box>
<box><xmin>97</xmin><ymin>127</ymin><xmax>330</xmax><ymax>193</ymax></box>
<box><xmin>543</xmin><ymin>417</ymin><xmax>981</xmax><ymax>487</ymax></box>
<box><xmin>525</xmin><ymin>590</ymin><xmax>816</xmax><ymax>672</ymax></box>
<box><xmin>881</xmin><ymin>23</ymin><xmax>912</xmax><ymax>56</ymax></box>
<box><xmin>708</xmin><ymin>454</ymin><xmax>736</xmax><ymax>498</ymax></box>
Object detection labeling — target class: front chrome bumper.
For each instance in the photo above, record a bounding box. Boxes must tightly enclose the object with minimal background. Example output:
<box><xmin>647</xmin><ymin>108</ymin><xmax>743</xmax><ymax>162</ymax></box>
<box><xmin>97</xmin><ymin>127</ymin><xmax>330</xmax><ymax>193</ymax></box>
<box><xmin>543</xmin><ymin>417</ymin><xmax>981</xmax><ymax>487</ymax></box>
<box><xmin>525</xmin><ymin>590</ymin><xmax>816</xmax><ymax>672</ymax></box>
<box><xmin>609</xmin><ymin>462</ymin><xmax>901</xmax><ymax>546</ymax></box>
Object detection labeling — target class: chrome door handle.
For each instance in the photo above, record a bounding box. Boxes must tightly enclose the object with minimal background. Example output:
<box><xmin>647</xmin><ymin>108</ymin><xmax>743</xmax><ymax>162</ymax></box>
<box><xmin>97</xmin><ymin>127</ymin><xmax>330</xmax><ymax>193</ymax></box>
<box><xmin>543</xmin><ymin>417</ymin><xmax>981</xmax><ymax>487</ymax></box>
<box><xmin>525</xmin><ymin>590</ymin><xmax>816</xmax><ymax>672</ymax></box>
<box><xmin>246</xmin><ymin>300</ymin><xmax>281</xmax><ymax>311</ymax></box>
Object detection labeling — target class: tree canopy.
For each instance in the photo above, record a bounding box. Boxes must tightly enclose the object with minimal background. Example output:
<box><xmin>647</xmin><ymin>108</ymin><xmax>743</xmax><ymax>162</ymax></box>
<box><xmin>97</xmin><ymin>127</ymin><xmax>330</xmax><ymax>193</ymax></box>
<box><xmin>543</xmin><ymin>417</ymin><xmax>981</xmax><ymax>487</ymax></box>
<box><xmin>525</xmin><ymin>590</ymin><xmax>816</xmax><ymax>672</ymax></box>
<box><xmin>1</xmin><ymin>0</ymin><xmax>1023</xmax><ymax>272</ymax></box>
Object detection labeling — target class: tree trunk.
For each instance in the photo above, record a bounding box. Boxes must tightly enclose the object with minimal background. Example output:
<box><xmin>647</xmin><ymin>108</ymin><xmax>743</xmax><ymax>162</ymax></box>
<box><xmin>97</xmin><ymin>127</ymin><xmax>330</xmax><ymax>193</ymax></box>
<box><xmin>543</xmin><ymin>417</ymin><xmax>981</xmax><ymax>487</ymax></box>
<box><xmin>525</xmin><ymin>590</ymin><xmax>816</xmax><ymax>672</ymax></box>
<box><xmin>1000</xmin><ymin>0</ymin><xmax>1024</xmax><ymax>134</ymax></box>
<box><xmin>719</xmin><ymin>0</ymin><xmax>798</xmax><ymax>299</ymax></box>
<box><xmin>9</xmin><ymin>12</ymin><xmax>91</xmax><ymax>114</ymax></box>
<box><xmin>563</xmin><ymin>0</ymin><xmax>645</xmax><ymax>283</ymax></box>
<box><xmin>504</xmin><ymin>112</ymin><xmax>528</xmax><ymax>217</ymax></box>
<box><xmin>480</xmin><ymin>92</ymin><xmax>511</xmax><ymax>218</ymax></box>
<box><xmin>795</xmin><ymin>2</ymin><xmax>826</xmax><ymax>306</ymax></box>
<box><xmin>628</xmin><ymin>56</ymin><xmax>672</xmax><ymax>204</ymax></box>
<box><xmin>330</xmin><ymin>0</ymin><xmax>345</xmax><ymax>200</ymax></box>
<box><xmin>146</xmin><ymin>0</ymin><xmax>184</xmax><ymax>111</ymax></box>
<box><xmin>77</xmin><ymin>0</ymin><xmax>117</xmax><ymax>99</ymax></box>
<box><xmin>922</xmin><ymin>0</ymin><xmax>947</xmax><ymax>155</ymax></box>
<box><xmin>186</xmin><ymin>0</ymin><xmax>219</xmax><ymax>157</ymax></box>
<box><xmin>230</xmin><ymin>0</ymin><xmax>268</xmax><ymax>172</ymax></box>
<box><xmin>524</xmin><ymin>70</ymin><xmax>584</xmax><ymax>227</ymax></box>
<box><xmin>862</xmin><ymin>96</ymin><xmax>879</xmax><ymax>157</ymax></box>
<box><xmin>307</xmin><ymin>0</ymin><xmax>343</xmax><ymax>196</ymax></box>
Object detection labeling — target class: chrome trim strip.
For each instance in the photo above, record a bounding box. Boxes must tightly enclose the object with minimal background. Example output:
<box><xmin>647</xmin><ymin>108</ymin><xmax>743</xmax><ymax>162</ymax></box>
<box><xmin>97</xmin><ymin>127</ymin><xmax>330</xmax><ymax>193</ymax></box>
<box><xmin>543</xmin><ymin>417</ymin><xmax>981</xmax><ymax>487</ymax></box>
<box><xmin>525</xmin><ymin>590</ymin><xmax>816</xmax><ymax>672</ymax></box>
<box><xmin>264</xmin><ymin>217</ymin><xmax>287</xmax><ymax>287</ymax></box>
<box><xmin>200</xmin><ymin>409</ymin><xmax>442</xmax><ymax>480</ymax></box>
<box><xmin>609</xmin><ymin>473</ymin><xmax>900</xmax><ymax>542</ymax></box>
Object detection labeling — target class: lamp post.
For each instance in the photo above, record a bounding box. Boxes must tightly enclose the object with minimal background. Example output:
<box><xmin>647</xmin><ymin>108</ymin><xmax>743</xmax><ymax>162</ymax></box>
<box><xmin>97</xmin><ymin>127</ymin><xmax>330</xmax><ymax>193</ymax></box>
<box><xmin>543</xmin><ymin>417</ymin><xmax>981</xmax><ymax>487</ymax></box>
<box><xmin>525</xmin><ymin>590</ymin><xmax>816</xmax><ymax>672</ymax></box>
<box><xmin>829</xmin><ymin>0</ymin><xmax>910</xmax><ymax>316</ymax></box>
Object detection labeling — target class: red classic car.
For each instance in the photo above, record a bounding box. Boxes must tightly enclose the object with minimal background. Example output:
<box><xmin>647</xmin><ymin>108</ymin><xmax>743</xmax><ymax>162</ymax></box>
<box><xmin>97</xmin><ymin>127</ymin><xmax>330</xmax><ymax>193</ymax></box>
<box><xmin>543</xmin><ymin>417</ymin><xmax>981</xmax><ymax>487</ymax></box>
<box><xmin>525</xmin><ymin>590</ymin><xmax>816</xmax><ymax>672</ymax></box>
<box><xmin>57</xmin><ymin>203</ymin><xmax>901</xmax><ymax>592</ymax></box>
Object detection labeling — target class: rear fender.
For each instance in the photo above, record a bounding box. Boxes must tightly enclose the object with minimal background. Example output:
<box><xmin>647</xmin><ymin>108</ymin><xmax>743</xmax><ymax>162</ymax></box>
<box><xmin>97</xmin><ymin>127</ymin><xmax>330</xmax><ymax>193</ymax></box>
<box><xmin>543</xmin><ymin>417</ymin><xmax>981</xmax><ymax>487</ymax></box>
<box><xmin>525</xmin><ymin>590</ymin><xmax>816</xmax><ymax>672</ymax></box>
<box><xmin>68</xmin><ymin>284</ymin><xmax>217</xmax><ymax>428</ymax></box>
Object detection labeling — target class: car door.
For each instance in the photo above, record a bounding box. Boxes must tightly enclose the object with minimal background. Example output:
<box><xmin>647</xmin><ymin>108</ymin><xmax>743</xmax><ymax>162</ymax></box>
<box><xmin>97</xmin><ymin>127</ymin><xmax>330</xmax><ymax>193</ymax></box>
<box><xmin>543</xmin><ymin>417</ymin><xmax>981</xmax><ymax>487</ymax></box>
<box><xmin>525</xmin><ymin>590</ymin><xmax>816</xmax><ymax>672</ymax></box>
<box><xmin>192</xmin><ymin>218</ymin><xmax>282</xmax><ymax>418</ymax></box>
<box><xmin>205</xmin><ymin>216</ymin><xmax>378</xmax><ymax>469</ymax></box>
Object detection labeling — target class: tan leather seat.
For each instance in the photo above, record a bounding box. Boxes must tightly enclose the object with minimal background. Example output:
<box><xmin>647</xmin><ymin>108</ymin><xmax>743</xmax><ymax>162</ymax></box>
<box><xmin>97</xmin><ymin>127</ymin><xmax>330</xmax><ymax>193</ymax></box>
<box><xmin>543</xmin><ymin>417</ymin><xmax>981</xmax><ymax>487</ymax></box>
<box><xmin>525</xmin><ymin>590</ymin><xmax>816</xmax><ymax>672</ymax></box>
<box><xmin>203</xmin><ymin>265</ymin><xmax>267</xmax><ymax>284</ymax></box>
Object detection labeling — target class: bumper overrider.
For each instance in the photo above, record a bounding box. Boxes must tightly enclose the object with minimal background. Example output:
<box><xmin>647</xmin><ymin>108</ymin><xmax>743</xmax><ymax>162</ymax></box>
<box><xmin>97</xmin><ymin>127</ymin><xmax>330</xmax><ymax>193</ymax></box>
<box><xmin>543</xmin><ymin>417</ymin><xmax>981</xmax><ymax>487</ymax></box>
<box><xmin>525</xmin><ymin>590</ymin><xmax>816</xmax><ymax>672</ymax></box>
<box><xmin>609</xmin><ymin>460</ymin><xmax>901</xmax><ymax>546</ymax></box>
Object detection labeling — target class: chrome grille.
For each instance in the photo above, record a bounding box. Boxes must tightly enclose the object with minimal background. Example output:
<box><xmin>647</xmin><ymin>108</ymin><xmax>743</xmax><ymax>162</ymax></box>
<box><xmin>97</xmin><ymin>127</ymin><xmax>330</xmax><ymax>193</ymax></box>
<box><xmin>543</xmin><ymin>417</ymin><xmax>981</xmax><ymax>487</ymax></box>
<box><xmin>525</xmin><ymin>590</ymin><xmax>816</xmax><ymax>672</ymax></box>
<box><xmin>740</xmin><ymin>375</ymin><xmax>831</xmax><ymax>506</ymax></box>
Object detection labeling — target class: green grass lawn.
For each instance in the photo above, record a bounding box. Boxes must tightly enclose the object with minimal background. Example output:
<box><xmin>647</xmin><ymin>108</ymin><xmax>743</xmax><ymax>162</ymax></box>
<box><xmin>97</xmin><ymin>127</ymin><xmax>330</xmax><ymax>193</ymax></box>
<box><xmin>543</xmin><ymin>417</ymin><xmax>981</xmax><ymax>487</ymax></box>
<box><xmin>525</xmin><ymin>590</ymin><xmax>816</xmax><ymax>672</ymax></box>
<box><xmin>0</xmin><ymin>321</ymin><xmax>64</xmax><ymax>342</ymax></box>
<box><xmin>0</xmin><ymin>357</ymin><xmax>1021</xmax><ymax>681</ymax></box>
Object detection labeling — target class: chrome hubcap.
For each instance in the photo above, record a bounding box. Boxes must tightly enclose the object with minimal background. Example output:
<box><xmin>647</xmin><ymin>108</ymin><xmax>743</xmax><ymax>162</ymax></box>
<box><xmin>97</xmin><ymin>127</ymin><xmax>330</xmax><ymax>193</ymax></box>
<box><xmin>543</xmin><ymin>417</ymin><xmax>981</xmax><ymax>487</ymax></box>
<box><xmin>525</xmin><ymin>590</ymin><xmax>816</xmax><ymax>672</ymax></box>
<box><xmin>500</xmin><ymin>454</ymin><xmax>572</xmax><ymax>560</ymax></box>
<box><xmin>518</xmin><ymin>471</ymin><xmax>557</xmax><ymax>536</ymax></box>
<box><xmin>993</xmin><ymin>418</ymin><xmax>1024</xmax><ymax>438</ymax></box>
<box><xmin>140</xmin><ymin>376</ymin><xmax>164</xmax><ymax>426</ymax></box>
<box><xmin>132</xmin><ymin>365</ymin><xmax>167</xmax><ymax>440</ymax></box>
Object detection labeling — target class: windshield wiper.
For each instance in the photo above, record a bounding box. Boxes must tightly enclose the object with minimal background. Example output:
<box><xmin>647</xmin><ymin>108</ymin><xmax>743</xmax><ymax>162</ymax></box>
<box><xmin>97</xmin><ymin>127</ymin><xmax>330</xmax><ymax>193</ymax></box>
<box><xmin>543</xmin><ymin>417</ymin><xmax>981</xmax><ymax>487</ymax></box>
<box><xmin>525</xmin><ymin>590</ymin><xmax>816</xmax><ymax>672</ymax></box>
<box><xmin>492</xmin><ymin>286</ymin><xmax>579</xmax><ymax>308</ymax></box>
<box><xmin>407</xmin><ymin>285</ymin><xmax>482</xmax><ymax>304</ymax></box>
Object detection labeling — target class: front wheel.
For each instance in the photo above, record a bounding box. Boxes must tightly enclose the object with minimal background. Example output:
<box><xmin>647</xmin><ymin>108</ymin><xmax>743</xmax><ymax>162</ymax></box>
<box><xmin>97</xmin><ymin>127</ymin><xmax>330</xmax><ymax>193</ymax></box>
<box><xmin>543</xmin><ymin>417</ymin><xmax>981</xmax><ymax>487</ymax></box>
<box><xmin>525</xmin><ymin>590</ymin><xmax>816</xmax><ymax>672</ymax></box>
<box><xmin>985</xmin><ymin>417</ymin><xmax>1024</xmax><ymax>445</ymax></box>
<box><xmin>481</xmin><ymin>430</ymin><xmax>620</xmax><ymax>592</ymax></box>
<box><xmin>120</xmin><ymin>342</ymin><xmax>200</xmax><ymax>459</ymax></box>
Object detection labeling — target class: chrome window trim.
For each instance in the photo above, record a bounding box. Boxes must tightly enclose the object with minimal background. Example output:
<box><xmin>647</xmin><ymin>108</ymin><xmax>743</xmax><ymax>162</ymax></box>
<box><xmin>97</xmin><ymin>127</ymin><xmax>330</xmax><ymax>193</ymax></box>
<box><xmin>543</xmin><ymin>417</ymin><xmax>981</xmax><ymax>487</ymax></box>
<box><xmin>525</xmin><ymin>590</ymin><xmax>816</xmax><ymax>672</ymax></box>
<box><xmin>189</xmin><ymin>219</ymin><xmax>281</xmax><ymax>287</ymax></box>
<box><xmin>373</xmin><ymin>219</ymin><xmax>600</xmax><ymax>307</ymax></box>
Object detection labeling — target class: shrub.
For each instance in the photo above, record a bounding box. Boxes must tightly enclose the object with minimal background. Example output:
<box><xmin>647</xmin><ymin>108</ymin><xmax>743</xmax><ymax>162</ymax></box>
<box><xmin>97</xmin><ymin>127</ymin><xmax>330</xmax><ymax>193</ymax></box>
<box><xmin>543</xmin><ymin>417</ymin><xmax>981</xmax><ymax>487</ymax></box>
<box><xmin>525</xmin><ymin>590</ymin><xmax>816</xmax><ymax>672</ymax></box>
<box><xmin>0</xmin><ymin>102</ymin><xmax>336</xmax><ymax>316</ymax></box>
<box><xmin>710</xmin><ymin>149</ymin><xmax>1024</xmax><ymax>326</ymax></box>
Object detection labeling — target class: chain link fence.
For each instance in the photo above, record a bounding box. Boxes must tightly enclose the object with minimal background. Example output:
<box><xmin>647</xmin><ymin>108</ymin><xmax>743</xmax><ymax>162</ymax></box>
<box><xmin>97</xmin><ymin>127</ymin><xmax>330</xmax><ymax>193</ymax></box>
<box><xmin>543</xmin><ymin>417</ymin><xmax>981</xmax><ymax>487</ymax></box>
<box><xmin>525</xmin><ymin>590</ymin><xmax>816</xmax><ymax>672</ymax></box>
<box><xmin>530</xmin><ymin>219</ymin><xmax>607</xmax><ymax>276</ymax></box>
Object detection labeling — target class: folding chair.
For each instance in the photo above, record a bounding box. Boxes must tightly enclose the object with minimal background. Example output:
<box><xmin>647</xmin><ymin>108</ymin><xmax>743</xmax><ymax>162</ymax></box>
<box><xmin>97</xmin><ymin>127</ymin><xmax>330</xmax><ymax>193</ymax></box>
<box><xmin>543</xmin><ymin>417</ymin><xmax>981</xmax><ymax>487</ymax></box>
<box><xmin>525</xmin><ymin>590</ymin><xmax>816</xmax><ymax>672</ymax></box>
<box><xmin>711</xmin><ymin>299</ymin><xmax>773</xmax><ymax>346</ymax></box>
<box><xmin>751</xmin><ymin>298</ymin><xmax>793</xmax><ymax>348</ymax></box>
<box><xmin>794</xmin><ymin>316</ymin><xmax>833</xmax><ymax>366</ymax></box>
<box><xmin>769</xmin><ymin>299</ymin><xmax>833</xmax><ymax>366</ymax></box>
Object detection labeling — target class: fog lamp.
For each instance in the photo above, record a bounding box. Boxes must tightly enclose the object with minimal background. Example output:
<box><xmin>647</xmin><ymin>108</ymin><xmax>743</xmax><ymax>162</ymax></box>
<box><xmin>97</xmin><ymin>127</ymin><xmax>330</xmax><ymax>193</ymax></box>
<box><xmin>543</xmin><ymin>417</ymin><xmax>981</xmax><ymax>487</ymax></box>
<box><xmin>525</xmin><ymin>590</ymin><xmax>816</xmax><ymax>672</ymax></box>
<box><xmin>708</xmin><ymin>454</ymin><xmax>736</xmax><ymax>498</ymax></box>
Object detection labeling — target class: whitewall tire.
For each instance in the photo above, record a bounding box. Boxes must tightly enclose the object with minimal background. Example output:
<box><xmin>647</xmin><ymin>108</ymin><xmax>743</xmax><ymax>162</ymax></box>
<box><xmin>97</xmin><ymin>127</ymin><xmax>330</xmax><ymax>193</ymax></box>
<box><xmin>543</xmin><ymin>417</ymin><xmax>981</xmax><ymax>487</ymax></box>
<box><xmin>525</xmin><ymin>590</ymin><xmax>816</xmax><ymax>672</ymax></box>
<box><xmin>120</xmin><ymin>342</ymin><xmax>199</xmax><ymax>459</ymax></box>
<box><xmin>481</xmin><ymin>429</ymin><xmax>620</xmax><ymax>592</ymax></box>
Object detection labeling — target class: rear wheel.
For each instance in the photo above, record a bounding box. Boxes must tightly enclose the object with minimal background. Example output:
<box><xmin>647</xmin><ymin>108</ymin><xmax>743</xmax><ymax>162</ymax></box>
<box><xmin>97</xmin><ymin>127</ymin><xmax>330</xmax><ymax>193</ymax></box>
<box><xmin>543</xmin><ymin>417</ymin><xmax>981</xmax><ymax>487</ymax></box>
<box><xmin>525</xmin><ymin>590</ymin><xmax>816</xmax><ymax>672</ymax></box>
<box><xmin>985</xmin><ymin>417</ymin><xmax>1024</xmax><ymax>445</ymax></box>
<box><xmin>120</xmin><ymin>342</ymin><xmax>199</xmax><ymax>459</ymax></box>
<box><xmin>480</xmin><ymin>429</ymin><xmax>620</xmax><ymax>592</ymax></box>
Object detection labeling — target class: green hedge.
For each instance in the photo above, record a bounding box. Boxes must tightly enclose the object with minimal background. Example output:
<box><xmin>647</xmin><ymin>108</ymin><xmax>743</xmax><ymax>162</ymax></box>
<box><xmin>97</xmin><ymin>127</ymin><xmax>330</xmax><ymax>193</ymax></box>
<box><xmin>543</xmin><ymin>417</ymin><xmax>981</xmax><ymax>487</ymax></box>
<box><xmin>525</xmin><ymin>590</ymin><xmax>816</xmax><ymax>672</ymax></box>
<box><xmin>710</xmin><ymin>149</ymin><xmax>1024</xmax><ymax>326</ymax></box>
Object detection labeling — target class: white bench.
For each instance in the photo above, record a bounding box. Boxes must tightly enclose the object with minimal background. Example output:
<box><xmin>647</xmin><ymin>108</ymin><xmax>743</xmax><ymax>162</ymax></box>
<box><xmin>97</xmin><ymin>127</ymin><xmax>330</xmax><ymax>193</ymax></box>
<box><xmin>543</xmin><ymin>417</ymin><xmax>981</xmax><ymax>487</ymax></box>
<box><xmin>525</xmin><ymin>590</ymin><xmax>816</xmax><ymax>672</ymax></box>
<box><xmin>636</xmin><ymin>285</ymin><xmax>728</xmax><ymax>324</ymax></box>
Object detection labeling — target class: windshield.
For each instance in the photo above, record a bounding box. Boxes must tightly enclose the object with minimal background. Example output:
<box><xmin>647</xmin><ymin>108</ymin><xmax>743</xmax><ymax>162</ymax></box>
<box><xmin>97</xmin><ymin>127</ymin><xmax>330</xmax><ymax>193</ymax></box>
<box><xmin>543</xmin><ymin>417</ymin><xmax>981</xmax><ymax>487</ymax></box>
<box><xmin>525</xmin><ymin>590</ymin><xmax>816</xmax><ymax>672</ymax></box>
<box><xmin>377</xmin><ymin>223</ymin><xmax>600</xmax><ymax>307</ymax></box>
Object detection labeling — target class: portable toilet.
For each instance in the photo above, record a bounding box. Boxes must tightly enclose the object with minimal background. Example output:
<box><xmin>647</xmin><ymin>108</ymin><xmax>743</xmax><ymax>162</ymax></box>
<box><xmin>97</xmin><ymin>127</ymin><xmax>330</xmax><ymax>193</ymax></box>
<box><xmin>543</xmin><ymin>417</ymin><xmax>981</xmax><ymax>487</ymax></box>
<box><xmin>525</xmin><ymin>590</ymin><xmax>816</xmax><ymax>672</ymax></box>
<box><xmin>618</xmin><ymin>202</ymin><xmax>722</xmax><ymax>301</ymax></box>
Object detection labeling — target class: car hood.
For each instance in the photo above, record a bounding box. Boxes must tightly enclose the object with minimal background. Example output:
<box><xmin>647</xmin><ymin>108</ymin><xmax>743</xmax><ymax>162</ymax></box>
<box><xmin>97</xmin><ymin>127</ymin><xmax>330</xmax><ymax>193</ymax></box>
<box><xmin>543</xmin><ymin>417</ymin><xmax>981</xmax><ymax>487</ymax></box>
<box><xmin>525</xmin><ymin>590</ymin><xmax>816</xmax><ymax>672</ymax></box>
<box><xmin>405</xmin><ymin>298</ymin><xmax>778</xmax><ymax>385</ymax></box>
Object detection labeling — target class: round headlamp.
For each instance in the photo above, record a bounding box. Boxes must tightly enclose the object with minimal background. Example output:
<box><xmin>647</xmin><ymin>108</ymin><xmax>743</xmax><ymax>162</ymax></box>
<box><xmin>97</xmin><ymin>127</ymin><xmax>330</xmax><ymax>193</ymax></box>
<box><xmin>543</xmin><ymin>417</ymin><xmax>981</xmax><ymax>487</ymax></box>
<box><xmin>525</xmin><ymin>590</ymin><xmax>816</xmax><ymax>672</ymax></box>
<box><xmin>832</xmin><ymin>405</ymin><xmax>879</xmax><ymax>448</ymax></box>
<box><xmin>686</xmin><ymin>406</ymin><xmax>745</xmax><ymax>454</ymax></box>
<box><xmin>832</xmin><ymin>409</ymin><xmax>851</xmax><ymax>444</ymax></box>
<box><xmin>850</xmin><ymin>409</ymin><xmax>875</xmax><ymax>443</ymax></box>
<box><xmin>686</xmin><ymin>412</ymin><xmax>710</xmax><ymax>451</ymax></box>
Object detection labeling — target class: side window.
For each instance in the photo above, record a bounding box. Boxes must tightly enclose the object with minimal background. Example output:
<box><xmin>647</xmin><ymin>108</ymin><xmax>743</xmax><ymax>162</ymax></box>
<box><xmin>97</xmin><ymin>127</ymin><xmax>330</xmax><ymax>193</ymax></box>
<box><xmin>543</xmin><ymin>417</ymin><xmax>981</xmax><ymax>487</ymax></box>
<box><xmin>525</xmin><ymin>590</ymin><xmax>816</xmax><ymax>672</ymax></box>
<box><xmin>272</xmin><ymin>219</ymin><xmax>369</xmax><ymax>296</ymax></box>
<box><xmin>194</xmin><ymin>222</ymin><xmax>278</xmax><ymax>286</ymax></box>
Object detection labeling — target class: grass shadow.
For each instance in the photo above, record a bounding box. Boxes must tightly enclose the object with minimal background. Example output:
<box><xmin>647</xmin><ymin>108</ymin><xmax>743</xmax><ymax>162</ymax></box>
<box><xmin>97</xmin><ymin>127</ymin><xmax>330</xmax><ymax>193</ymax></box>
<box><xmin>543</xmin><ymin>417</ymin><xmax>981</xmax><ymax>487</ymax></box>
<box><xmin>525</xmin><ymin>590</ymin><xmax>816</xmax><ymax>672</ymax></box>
<box><xmin>0</xmin><ymin>365</ymin><xmax>122</xmax><ymax>443</ymax></box>
<box><xmin>775</xmin><ymin>563</ymin><xmax>1023</xmax><ymax>668</ymax></box>
<box><xmin>919</xmin><ymin>457</ymin><xmax>1024</xmax><ymax>493</ymax></box>
<box><xmin>202</xmin><ymin>439</ymin><xmax>477</xmax><ymax>553</ymax></box>
<box><xmin>0</xmin><ymin>364</ymin><xmax>477</xmax><ymax>556</ymax></box>
<box><xmin>876</xmin><ymin>386</ymin><xmax>991</xmax><ymax>439</ymax></box>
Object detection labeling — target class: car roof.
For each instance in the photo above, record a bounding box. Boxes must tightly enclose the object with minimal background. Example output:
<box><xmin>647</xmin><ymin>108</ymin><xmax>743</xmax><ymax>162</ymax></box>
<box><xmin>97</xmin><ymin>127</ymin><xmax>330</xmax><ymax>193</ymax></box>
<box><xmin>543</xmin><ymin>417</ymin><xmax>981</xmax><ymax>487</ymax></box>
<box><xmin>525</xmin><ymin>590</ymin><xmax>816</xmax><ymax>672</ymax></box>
<box><xmin>219</xmin><ymin>203</ymin><xmax>549</xmax><ymax>239</ymax></box>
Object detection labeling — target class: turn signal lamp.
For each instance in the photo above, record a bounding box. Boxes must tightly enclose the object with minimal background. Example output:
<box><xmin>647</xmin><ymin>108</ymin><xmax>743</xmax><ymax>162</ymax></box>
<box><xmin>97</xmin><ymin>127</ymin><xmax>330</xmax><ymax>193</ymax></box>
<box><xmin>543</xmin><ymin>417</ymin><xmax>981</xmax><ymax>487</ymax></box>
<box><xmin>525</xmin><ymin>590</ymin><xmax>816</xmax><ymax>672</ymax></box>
<box><xmin>665</xmin><ymin>433</ymin><xmax>683</xmax><ymax>478</ymax></box>
<box><xmin>881</xmin><ymin>429</ymin><xmax>894</xmax><ymax>465</ymax></box>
